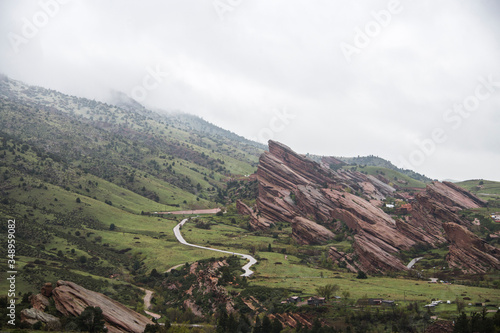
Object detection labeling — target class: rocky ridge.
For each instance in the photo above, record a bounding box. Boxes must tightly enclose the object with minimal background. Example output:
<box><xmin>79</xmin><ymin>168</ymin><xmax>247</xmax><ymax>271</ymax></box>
<box><xmin>240</xmin><ymin>140</ymin><xmax>489</xmax><ymax>274</ymax></box>
<box><xmin>443</xmin><ymin>222</ymin><xmax>500</xmax><ymax>273</ymax></box>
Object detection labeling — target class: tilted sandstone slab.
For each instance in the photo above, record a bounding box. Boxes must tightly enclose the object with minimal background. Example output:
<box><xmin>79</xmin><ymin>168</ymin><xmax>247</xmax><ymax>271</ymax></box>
<box><xmin>52</xmin><ymin>280</ymin><xmax>153</xmax><ymax>333</ymax></box>
<box><xmin>353</xmin><ymin>233</ymin><xmax>408</xmax><ymax>272</ymax></box>
<box><xmin>402</xmin><ymin>181</ymin><xmax>487</xmax><ymax>246</ymax></box>
<box><xmin>443</xmin><ymin>222</ymin><xmax>500</xmax><ymax>273</ymax></box>
<box><xmin>246</xmin><ymin>140</ymin><xmax>490</xmax><ymax>274</ymax></box>
<box><xmin>236</xmin><ymin>199</ymin><xmax>274</xmax><ymax>230</ymax></box>
<box><xmin>291</xmin><ymin>216</ymin><xmax>335</xmax><ymax>245</ymax></box>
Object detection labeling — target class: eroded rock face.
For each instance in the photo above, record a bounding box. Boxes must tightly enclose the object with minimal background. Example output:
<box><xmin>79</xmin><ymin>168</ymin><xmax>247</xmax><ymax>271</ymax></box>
<box><xmin>291</xmin><ymin>216</ymin><xmax>335</xmax><ymax>245</ymax></box>
<box><xmin>246</xmin><ymin>140</ymin><xmax>489</xmax><ymax>274</ymax></box>
<box><xmin>443</xmin><ymin>222</ymin><xmax>500</xmax><ymax>273</ymax></box>
<box><xmin>29</xmin><ymin>293</ymin><xmax>49</xmax><ymax>311</ymax></box>
<box><xmin>236</xmin><ymin>199</ymin><xmax>273</xmax><ymax>230</ymax></box>
<box><xmin>52</xmin><ymin>280</ymin><xmax>153</xmax><ymax>333</ymax></box>
<box><xmin>189</xmin><ymin>260</ymin><xmax>235</xmax><ymax>314</ymax></box>
<box><xmin>251</xmin><ymin>141</ymin><xmax>414</xmax><ymax>273</ymax></box>
<box><xmin>269</xmin><ymin>312</ymin><xmax>315</xmax><ymax>329</ymax></box>
<box><xmin>40</xmin><ymin>282</ymin><xmax>53</xmax><ymax>297</ymax></box>
<box><xmin>20</xmin><ymin>308</ymin><xmax>61</xmax><ymax>330</ymax></box>
<box><xmin>353</xmin><ymin>233</ymin><xmax>408</xmax><ymax>272</ymax></box>
<box><xmin>401</xmin><ymin>182</ymin><xmax>487</xmax><ymax>245</ymax></box>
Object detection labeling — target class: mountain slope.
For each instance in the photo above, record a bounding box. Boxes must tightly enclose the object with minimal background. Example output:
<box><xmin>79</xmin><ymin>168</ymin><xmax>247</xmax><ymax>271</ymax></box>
<box><xmin>0</xmin><ymin>75</ymin><xmax>262</xmax><ymax>204</ymax></box>
<box><xmin>0</xmin><ymin>75</ymin><xmax>264</xmax><ymax>300</ymax></box>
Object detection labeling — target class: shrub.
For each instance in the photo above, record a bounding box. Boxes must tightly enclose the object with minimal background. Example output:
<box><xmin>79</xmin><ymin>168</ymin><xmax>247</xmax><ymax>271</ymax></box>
<box><xmin>356</xmin><ymin>271</ymin><xmax>367</xmax><ymax>279</ymax></box>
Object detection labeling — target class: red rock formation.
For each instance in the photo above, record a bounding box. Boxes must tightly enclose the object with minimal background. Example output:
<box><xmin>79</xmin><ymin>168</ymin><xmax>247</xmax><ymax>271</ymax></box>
<box><xmin>321</xmin><ymin>156</ymin><xmax>345</xmax><ymax>168</ymax></box>
<box><xmin>269</xmin><ymin>312</ymin><xmax>315</xmax><ymax>329</ymax></box>
<box><xmin>443</xmin><ymin>222</ymin><xmax>500</xmax><ymax>273</ymax></box>
<box><xmin>401</xmin><ymin>182</ymin><xmax>486</xmax><ymax>245</ymax></box>
<box><xmin>246</xmin><ymin>140</ymin><xmax>489</xmax><ymax>274</ymax></box>
<box><xmin>29</xmin><ymin>293</ymin><xmax>49</xmax><ymax>311</ymax></box>
<box><xmin>40</xmin><ymin>282</ymin><xmax>53</xmax><ymax>297</ymax></box>
<box><xmin>291</xmin><ymin>216</ymin><xmax>335</xmax><ymax>245</ymax></box>
<box><xmin>353</xmin><ymin>233</ymin><xmax>408</xmax><ymax>272</ymax></box>
<box><xmin>185</xmin><ymin>260</ymin><xmax>235</xmax><ymax>314</ymax></box>
<box><xmin>236</xmin><ymin>199</ymin><xmax>273</xmax><ymax>230</ymax></box>
<box><xmin>252</xmin><ymin>141</ymin><xmax>413</xmax><ymax>273</ymax></box>
<box><xmin>52</xmin><ymin>280</ymin><xmax>153</xmax><ymax>333</ymax></box>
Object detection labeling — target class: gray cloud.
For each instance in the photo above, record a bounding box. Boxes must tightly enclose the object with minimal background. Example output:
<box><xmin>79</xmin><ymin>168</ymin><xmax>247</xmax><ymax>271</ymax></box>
<box><xmin>1</xmin><ymin>0</ymin><xmax>499</xmax><ymax>181</ymax></box>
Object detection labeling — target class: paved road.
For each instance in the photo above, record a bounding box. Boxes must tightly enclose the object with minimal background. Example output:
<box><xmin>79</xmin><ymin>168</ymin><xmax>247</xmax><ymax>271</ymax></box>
<box><xmin>173</xmin><ymin>218</ymin><xmax>257</xmax><ymax>277</ymax></box>
<box><xmin>154</xmin><ymin>208</ymin><xmax>222</xmax><ymax>215</ymax></box>
<box><xmin>407</xmin><ymin>257</ymin><xmax>424</xmax><ymax>269</ymax></box>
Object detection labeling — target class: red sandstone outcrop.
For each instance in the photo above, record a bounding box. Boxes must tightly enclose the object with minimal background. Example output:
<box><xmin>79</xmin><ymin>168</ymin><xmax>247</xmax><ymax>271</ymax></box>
<box><xmin>443</xmin><ymin>222</ymin><xmax>500</xmax><ymax>273</ymax></box>
<box><xmin>40</xmin><ymin>282</ymin><xmax>53</xmax><ymax>297</ymax></box>
<box><xmin>401</xmin><ymin>182</ymin><xmax>487</xmax><ymax>245</ymax></box>
<box><xmin>353</xmin><ymin>233</ymin><xmax>408</xmax><ymax>272</ymax></box>
<box><xmin>252</xmin><ymin>141</ymin><xmax>414</xmax><ymax>273</ymax></box>
<box><xmin>29</xmin><ymin>293</ymin><xmax>50</xmax><ymax>311</ymax></box>
<box><xmin>291</xmin><ymin>216</ymin><xmax>335</xmax><ymax>245</ymax></box>
<box><xmin>21</xmin><ymin>284</ymin><xmax>58</xmax><ymax>328</ymax></box>
<box><xmin>52</xmin><ymin>280</ymin><xmax>153</xmax><ymax>333</ymax></box>
<box><xmin>269</xmin><ymin>312</ymin><xmax>315</xmax><ymax>329</ymax></box>
<box><xmin>245</xmin><ymin>140</ymin><xmax>489</xmax><ymax>274</ymax></box>
<box><xmin>236</xmin><ymin>199</ymin><xmax>273</xmax><ymax>230</ymax></box>
<box><xmin>185</xmin><ymin>260</ymin><xmax>235</xmax><ymax>314</ymax></box>
<box><xmin>321</xmin><ymin>156</ymin><xmax>345</xmax><ymax>168</ymax></box>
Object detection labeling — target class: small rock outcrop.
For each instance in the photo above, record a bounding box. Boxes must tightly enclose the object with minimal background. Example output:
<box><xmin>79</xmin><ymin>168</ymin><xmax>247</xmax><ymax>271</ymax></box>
<box><xmin>443</xmin><ymin>222</ymin><xmax>500</xmax><ymax>273</ymax></box>
<box><xmin>52</xmin><ymin>280</ymin><xmax>153</xmax><ymax>333</ymax></box>
<box><xmin>236</xmin><ymin>199</ymin><xmax>273</xmax><ymax>230</ymax></box>
<box><xmin>40</xmin><ymin>282</ymin><xmax>53</xmax><ymax>297</ymax></box>
<box><xmin>269</xmin><ymin>312</ymin><xmax>315</xmax><ymax>329</ymax></box>
<box><xmin>20</xmin><ymin>308</ymin><xmax>61</xmax><ymax>331</ymax></box>
<box><xmin>29</xmin><ymin>293</ymin><xmax>50</xmax><ymax>311</ymax></box>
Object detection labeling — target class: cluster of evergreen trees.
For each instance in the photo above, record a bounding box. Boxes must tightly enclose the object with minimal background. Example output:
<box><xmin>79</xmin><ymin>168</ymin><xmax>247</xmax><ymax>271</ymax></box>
<box><xmin>453</xmin><ymin>310</ymin><xmax>500</xmax><ymax>333</ymax></box>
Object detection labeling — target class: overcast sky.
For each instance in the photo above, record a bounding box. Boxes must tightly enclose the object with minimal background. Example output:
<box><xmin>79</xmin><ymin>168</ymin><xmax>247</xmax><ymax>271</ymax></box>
<box><xmin>1</xmin><ymin>0</ymin><xmax>499</xmax><ymax>181</ymax></box>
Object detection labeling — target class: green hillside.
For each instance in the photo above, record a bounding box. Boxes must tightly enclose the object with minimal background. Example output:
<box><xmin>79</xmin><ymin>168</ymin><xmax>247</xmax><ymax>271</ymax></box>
<box><xmin>0</xmin><ymin>76</ymin><xmax>264</xmax><ymax>301</ymax></box>
<box><xmin>338</xmin><ymin>155</ymin><xmax>432</xmax><ymax>183</ymax></box>
<box><xmin>342</xmin><ymin>165</ymin><xmax>427</xmax><ymax>189</ymax></box>
<box><xmin>456</xmin><ymin>179</ymin><xmax>500</xmax><ymax>203</ymax></box>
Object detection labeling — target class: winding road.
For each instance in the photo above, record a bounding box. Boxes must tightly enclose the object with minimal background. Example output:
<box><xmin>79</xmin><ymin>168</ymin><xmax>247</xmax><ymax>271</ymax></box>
<box><xmin>173</xmin><ymin>218</ymin><xmax>257</xmax><ymax>277</ymax></box>
<box><xmin>139</xmin><ymin>287</ymin><xmax>161</xmax><ymax>320</ymax></box>
<box><xmin>140</xmin><ymin>214</ymin><xmax>257</xmax><ymax>320</ymax></box>
<box><xmin>407</xmin><ymin>257</ymin><xmax>424</xmax><ymax>269</ymax></box>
